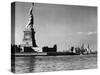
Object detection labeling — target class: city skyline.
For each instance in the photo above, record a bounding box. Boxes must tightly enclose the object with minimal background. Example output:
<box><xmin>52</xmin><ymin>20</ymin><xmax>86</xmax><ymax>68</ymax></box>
<box><xmin>12</xmin><ymin>2</ymin><xmax>97</xmax><ymax>51</ymax></box>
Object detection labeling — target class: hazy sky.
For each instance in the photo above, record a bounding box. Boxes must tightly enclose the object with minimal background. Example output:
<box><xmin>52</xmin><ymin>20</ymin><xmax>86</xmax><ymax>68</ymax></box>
<box><xmin>14</xmin><ymin>2</ymin><xmax>97</xmax><ymax>51</ymax></box>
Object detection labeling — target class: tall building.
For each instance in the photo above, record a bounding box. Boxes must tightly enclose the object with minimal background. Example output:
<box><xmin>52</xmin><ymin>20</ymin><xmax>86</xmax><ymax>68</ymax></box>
<box><xmin>42</xmin><ymin>44</ymin><xmax>57</xmax><ymax>52</ymax></box>
<box><xmin>87</xmin><ymin>44</ymin><xmax>91</xmax><ymax>53</ymax></box>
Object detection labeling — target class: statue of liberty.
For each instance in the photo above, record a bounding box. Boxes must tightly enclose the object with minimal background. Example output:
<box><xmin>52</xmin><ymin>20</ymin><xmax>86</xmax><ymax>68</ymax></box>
<box><xmin>23</xmin><ymin>3</ymin><xmax>37</xmax><ymax>47</ymax></box>
<box><xmin>25</xmin><ymin>3</ymin><xmax>34</xmax><ymax>29</ymax></box>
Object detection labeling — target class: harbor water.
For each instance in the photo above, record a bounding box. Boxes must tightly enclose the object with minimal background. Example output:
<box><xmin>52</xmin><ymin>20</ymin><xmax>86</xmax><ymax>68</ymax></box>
<box><xmin>13</xmin><ymin>55</ymin><xmax>97</xmax><ymax>73</ymax></box>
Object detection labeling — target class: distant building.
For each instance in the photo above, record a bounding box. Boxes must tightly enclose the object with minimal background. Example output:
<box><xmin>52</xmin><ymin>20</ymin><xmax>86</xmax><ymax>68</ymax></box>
<box><xmin>70</xmin><ymin>46</ymin><xmax>74</xmax><ymax>53</ymax></box>
<box><xmin>11</xmin><ymin>44</ymin><xmax>22</xmax><ymax>53</ymax></box>
<box><xmin>87</xmin><ymin>44</ymin><xmax>91</xmax><ymax>54</ymax></box>
<box><xmin>24</xmin><ymin>47</ymin><xmax>36</xmax><ymax>53</ymax></box>
<box><xmin>42</xmin><ymin>44</ymin><xmax>57</xmax><ymax>52</ymax></box>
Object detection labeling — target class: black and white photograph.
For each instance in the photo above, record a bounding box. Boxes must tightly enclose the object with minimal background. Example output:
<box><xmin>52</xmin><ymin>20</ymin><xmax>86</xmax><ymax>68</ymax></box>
<box><xmin>11</xmin><ymin>2</ymin><xmax>97</xmax><ymax>74</ymax></box>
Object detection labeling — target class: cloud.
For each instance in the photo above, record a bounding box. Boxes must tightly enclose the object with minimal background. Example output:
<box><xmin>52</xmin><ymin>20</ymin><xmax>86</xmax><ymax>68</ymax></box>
<box><xmin>77</xmin><ymin>31</ymin><xmax>97</xmax><ymax>35</ymax></box>
<box><xmin>86</xmin><ymin>32</ymin><xmax>97</xmax><ymax>35</ymax></box>
<box><xmin>77</xmin><ymin>32</ymin><xmax>84</xmax><ymax>35</ymax></box>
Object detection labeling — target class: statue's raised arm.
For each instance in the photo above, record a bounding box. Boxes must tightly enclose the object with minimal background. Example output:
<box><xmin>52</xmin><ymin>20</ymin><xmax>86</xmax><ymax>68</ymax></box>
<box><xmin>25</xmin><ymin>3</ymin><xmax>34</xmax><ymax>29</ymax></box>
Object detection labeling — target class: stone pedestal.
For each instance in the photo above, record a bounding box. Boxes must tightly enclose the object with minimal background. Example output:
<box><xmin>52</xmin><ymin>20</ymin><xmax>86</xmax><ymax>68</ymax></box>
<box><xmin>22</xmin><ymin>28</ymin><xmax>33</xmax><ymax>47</ymax></box>
<box><xmin>22</xmin><ymin>28</ymin><xmax>37</xmax><ymax>47</ymax></box>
